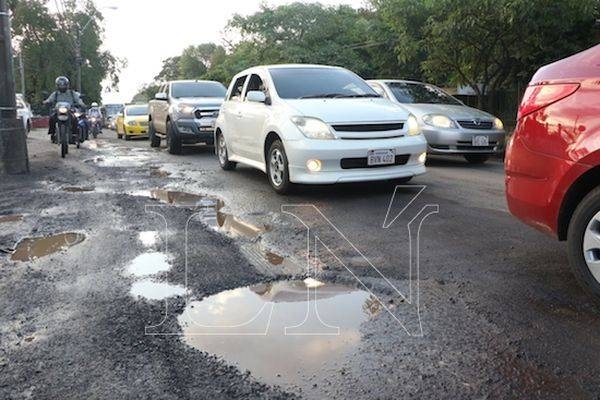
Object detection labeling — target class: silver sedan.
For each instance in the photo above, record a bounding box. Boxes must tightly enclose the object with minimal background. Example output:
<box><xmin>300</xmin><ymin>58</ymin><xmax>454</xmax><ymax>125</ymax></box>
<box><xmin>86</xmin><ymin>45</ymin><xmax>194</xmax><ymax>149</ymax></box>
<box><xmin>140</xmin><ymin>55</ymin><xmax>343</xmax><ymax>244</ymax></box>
<box><xmin>367</xmin><ymin>79</ymin><xmax>506</xmax><ymax>164</ymax></box>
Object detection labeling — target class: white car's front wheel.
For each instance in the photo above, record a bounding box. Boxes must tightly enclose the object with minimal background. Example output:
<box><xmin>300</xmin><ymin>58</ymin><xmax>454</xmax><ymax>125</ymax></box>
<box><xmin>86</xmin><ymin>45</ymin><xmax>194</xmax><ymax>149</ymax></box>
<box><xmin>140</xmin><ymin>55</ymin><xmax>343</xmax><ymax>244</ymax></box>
<box><xmin>267</xmin><ymin>140</ymin><xmax>292</xmax><ymax>195</ymax></box>
<box><xmin>217</xmin><ymin>132</ymin><xmax>236</xmax><ymax>171</ymax></box>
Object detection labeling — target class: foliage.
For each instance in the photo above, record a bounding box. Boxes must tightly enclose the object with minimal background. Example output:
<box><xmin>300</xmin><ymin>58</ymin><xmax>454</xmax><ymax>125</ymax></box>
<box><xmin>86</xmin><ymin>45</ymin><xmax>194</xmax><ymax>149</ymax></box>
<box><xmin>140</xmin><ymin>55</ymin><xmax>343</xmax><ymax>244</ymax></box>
<box><xmin>10</xmin><ymin>0</ymin><xmax>123</xmax><ymax>110</ymax></box>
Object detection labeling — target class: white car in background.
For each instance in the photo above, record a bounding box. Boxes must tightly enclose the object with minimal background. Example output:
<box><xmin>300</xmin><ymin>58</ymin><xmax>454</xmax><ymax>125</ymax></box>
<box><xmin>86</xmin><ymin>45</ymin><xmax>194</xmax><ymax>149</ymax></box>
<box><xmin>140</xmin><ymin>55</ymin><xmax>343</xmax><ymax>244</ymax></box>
<box><xmin>367</xmin><ymin>80</ymin><xmax>506</xmax><ymax>164</ymax></box>
<box><xmin>215</xmin><ymin>64</ymin><xmax>427</xmax><ymax>194</ymax></box>
<box><xmin>16</xmin><ymin>96</ymin><xmax>32</xmax><ymax>135</ymax></box>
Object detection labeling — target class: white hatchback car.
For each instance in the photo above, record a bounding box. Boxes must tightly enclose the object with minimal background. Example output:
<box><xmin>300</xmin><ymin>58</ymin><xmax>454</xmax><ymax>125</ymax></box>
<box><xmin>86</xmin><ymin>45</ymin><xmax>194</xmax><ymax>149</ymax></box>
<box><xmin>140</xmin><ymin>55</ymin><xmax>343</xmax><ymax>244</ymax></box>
<box><xmin>214</xmin><ymin>64</ymin><xmax>427</xmax><ymax>193</ymax></box>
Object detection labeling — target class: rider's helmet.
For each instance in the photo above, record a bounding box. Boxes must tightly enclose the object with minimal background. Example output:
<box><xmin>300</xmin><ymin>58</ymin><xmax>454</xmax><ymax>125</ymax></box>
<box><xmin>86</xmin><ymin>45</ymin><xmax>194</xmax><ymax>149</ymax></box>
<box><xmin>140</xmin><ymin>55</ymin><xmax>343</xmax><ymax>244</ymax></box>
<box><xmin>91</xmin><ymin>102</ymin><xmax>98</xmax><ymax>107</ymax></box>
<box><xmin>55</xmin><ymin>76</ymin><xmax>69</xmax><ymax>93</ymax></box>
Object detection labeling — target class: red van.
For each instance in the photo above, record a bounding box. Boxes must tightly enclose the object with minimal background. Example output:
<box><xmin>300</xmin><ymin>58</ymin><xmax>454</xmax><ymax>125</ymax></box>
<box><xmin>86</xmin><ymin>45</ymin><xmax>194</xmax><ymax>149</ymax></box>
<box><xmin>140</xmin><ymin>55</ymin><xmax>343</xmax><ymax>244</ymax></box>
<box><xmin>506</xmin><ymin>44</ymin><xmax>600</xmax><ymax>297</ymax></box>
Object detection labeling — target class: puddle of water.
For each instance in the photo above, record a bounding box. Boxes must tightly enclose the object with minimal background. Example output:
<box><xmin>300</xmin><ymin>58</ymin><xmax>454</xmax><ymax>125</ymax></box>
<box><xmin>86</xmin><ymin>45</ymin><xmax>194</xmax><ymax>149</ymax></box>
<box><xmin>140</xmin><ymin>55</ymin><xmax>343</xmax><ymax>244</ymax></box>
<box><xmin>132</xmin><ymin>189</ymin><xmax>265</xmax><ymax>239</ymax></box>
<box><xmin>150</xmin><ymin>167</ymin><xmax>171</xmax><ymax>177</ymax></box>
<box><xmin>179</xmin><ymin>279</ymin><xmax>379</xmax><ymax>388</ymax></box>
<box><xmin>0</xmin><ymin>214</ymin><xmax>23</xmax><ymax>223</ymax></box>
<box><xmin>11</xmin><ymin>232</ymin><xmax>85</xmax><ymax>262</ymax></box>
<box><xmin>61</xmin><ymin>186</ymin><xmax>94</xmax><ymax>192</ymax></box>
<box><xmin>139</xmin><ymin>231</ymin><xmax>159</xmax><ymax>247</ymax></box>
<box><xmin>126</xmin><ymin>252</ymin><xmax>171</xmax><ymax>277</ymax></box>
<box><xmin>130</xmin><ymin>279</ymin><xmax>186</xmax><ymax>300</ymax></box>
<box><xmin>265</xmin><ymin>251</ymin><xmax>284</xmax><ymax>265</ymax></box>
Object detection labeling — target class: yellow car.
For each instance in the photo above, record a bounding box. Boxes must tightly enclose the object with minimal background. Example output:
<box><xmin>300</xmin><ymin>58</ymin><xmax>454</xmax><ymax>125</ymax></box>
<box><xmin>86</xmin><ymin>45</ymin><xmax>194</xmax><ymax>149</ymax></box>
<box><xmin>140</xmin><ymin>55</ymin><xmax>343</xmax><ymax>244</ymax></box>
<box><xmin>117</xmin><ymin>104</ymin><xmax>149</xmax><ymax>140</ymax></box>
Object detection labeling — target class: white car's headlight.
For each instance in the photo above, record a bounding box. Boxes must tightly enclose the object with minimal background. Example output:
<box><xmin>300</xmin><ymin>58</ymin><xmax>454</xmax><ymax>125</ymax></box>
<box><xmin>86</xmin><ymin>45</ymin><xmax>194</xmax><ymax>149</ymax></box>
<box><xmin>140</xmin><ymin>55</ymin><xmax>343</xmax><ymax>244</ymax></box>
<box><xmin>422</xmin><ymin>114</ymin><xmax>456</xmax><ymax>129</ymax></box>
<box><xmin>494</xmin><ymin>117</ymin><xmax>504</xmax><ymax>130</ymax></box>
<box><xmin>406</xmin><ymin>114</ymin><xmax>421</xmax><ymax>136</ymax></box>
<box><xmin>291</xmin><ymin>116</ymin><xmax>336</xmax><ymax>140</ymax></box>
<box><xmin>175</xmin><ymin>104</ymin><xmax>195</xmax><ymax>117</ymax></box>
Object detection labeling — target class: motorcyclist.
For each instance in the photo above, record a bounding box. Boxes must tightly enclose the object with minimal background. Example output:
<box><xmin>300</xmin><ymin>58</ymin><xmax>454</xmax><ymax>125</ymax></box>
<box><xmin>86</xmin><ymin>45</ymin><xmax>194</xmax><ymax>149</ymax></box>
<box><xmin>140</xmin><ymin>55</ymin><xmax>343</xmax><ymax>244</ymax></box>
<box><xmin>87</xmin><ymin>102</ymin><xmax>103</xmax><ymax>134</ymax></box>
<box><xmin>43</xmin><ymin>76</ymin><xmax>85</xmax><ymax>143</ymax></box>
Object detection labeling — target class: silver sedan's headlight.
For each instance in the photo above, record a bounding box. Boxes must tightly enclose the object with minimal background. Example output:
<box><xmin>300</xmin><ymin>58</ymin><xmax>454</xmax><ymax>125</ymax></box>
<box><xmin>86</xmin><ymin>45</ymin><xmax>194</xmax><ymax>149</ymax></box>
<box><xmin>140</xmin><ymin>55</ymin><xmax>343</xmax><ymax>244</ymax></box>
<box><xmin>291</xmin><ymin>116</ymin><xmax>336</xmax><ymax>140</ymax></box>
<box><xmin>494</xmin><ymin>117</ymin><xmax>504</xmax><ymax>130</ymax></box>
<box><xmin>422</xmin><ymin>114</ymin><xmax>457</xmax><ymax>129</ymax></box>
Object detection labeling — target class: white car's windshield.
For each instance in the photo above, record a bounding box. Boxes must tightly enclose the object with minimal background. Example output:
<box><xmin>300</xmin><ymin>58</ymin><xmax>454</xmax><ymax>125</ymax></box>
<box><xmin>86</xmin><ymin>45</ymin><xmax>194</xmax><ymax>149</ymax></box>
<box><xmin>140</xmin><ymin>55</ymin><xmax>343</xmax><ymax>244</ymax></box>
<box><xmin>269</xmin><ymin>67</ymin><xmax>379</xmax><ymax>99</ymax></box>
<box><xmin>387</xmin><ymin>82</ymin><xmax>462</xmax><ymax>105</ymax></box>
<box><xmin>171</xmin><ymin>82</ymin><xmax>227</xmax><ymax>98</ymax></box>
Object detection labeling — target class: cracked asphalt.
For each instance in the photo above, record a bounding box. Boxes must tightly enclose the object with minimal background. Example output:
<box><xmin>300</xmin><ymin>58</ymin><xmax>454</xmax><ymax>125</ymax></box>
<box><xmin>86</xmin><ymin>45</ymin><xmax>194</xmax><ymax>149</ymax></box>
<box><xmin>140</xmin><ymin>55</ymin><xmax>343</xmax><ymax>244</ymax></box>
<box><xmin>0</xmin><ymin>129</ymin><xmax>599</xmax><ymax>399</ymax></box>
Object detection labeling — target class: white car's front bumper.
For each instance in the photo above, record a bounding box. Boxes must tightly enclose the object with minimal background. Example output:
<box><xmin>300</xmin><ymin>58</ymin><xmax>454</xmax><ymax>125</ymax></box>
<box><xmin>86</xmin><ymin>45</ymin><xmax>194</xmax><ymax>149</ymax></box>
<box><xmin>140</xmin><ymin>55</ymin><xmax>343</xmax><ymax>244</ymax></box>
<box><xmin>284</xmin><ymin>135</ymin><xmax>427</xmax><ymax>184</ymax></box>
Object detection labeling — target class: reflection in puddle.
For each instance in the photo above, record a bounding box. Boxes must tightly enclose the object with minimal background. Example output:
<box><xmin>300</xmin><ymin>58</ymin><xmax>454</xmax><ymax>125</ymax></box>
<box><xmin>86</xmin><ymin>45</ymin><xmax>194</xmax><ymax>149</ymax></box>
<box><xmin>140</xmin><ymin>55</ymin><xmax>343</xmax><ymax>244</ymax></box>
<box><xmin>139</xmin><ymin>231</ymin><xmax>159</xmax><ymax>248</ymax></box>
<box><xmin>61</xmin><ymin>186</ymin><xmax>94</xmax><ymax>192</ymax></box>
<box><xmin>0</xmin><ymin>214</ymin><xmax>23</xmax><ymax>223</ymax></box>
<box><xmin>179</xmin><ymin>279</ymin><xmax>378</xmax><ymax>388</ymax></box>
<box><xmin>126</xmin><ymin>252</ymin><xmax>171</xmax><ymax>277</ymax></box>
<box><xmin>130</xmin><ymin>279</ymin><xmax>186</xmax><ymax>300</ymax></box>
<box><xmin>11</xmin><ymin>232</ymin><xmax>85</xmax><ymax>262</ymax></box>
<box><xmin>131</xmin><ymin>189</ymin><xmax>266</xmax><ymax>239</ymax></box>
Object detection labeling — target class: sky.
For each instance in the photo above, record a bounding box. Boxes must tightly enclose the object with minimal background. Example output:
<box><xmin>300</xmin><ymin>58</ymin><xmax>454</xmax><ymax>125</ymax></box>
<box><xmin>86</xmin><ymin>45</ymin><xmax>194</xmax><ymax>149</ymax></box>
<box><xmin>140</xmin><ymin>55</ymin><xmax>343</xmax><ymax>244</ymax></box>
<box><xmin>94</xmin><ymin>0</ymin><xmax>366</xmax><ymax>103</ymax></box>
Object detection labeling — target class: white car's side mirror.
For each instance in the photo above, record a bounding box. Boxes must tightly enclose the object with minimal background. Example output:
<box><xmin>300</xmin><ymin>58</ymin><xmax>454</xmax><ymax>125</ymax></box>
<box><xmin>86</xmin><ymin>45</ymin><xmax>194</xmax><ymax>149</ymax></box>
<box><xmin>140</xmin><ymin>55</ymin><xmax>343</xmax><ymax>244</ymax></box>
<box><xmin>155</xmin><ymin>92</ymin><xmax>168</xmax><ymax>101</ymax></box>
<box><xmin>246</xmin><ymin>91</ymin><xmax>266</xmax><ymax>103</ymax></box>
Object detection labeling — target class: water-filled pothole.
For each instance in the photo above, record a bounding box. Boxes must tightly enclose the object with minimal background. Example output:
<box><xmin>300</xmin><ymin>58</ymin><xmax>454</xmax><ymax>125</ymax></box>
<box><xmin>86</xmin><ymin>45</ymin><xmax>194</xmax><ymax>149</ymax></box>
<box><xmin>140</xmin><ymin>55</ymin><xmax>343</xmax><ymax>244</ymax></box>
<box><xmin>126</xmin><ymin>252</ymin><xmax>171</xmax><ymax>277</ymax></box>
<box><xmin>11</xmin><ymin>232</ymin><xmax>85</xmax><ymax>262</ymax></box>
<box><xmin>61</xmin><ymin>186</ymin><xmax>94</xmax><ymax>192</ymax></box>
<box><xmin>138</xmin><ymin>231</ymin><xmax>159</xmax><ymax>248</ymax></box>
<box><xmin>150</xmin><ymin>167</ymin><xmax>171</xmax><ymax>177</ymax></box>
<box><xmin>0</xmin><ymin>214</ymin><xmax>23</xmax><ymax>223</ymax></box>
<box><xmin>178</xmin><ymin>279</ymin><xmax>380</xmax><ymax>388</ymax></box>
<box><xmin>130</xmin><ymin>279</ymin><xmax>186</xmax><ymax>300</ymax></box>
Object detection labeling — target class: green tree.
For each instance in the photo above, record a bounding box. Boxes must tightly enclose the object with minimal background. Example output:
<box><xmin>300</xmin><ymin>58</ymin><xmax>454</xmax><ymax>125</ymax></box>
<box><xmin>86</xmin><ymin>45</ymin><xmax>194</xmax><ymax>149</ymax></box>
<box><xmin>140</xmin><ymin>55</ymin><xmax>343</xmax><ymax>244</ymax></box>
<box><xmin>10</xmin><ymin>0</ymin><xmax>123</xmax><ymax>109</ymax></box>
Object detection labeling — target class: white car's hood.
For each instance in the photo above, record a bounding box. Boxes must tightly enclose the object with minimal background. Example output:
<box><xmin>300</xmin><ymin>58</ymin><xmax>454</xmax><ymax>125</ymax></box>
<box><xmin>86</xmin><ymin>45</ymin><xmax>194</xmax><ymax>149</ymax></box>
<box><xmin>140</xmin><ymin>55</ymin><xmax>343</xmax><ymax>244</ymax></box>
<box><xmin>398</xmin><ymin>103</ymin><xmax>496</xmax><ymax>120</ymax></box>
<box><xmin>174</xmin><ymin>97</ymin><xmax>224</xmax><ymax>107</ymax></box>
<box><xmin>285</xmin><ymin>98</ymin><xmax>408</xmax><ymax>123</ymax></box>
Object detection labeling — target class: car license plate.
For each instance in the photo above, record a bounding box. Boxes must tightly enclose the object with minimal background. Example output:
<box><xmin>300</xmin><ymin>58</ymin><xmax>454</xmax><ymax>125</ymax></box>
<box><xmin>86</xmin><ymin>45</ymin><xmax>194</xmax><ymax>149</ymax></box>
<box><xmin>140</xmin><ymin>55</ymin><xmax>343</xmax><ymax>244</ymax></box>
<box><xmin>472</xmin><ymin>135</ymin><xmax>489</xmax><ymax>146</ymax></box>
<box><xmin>367</xmin><ymin>149</ymin><xmax>395</xmax><ymax>166</ymax></box>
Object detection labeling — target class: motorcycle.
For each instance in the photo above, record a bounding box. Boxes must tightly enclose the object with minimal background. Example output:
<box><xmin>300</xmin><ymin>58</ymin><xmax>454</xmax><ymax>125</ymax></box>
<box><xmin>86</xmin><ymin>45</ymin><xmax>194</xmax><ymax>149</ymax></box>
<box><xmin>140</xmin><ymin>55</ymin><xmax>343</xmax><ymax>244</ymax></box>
<box><xmin>75</xmin><ymin>109</ymin><xmax>89</xmax><ymax>144</ymax></box>
<box><xmin>54</xmin><ymin>101</ymin><xmax>74</xmax><ymax>158</ymax></box>
<box><xmin>89</xmin><ymin>115</ymin><xmax>101</xmax><ymax>138</ymax></box>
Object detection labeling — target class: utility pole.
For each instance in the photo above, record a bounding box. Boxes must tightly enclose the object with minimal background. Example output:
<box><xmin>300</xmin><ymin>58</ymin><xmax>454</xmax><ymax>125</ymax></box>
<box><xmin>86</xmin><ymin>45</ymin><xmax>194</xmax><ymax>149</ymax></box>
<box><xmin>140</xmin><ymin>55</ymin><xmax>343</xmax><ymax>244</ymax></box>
<box><xmin>75</xmin><ymin>28</ymin><xmax>82</xmax><ymax>92</ymax></box>
<box><xmin>0</xmin><ymin>0</ymin><xmax>28</xmax><ymax>174</ymax></box>
<box><xmin>18</xmin><ymin>49</ymin><xmax>24</xmax><ymax>94</ymax></box>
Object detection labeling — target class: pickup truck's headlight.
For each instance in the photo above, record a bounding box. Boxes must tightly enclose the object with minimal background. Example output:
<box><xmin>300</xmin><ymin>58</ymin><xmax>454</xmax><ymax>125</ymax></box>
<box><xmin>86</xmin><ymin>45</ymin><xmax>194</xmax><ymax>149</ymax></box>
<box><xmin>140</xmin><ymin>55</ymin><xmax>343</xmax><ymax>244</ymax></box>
<box><xmin>422</xmin><ymin>114</ymin><xmax>456</xmax><ymax>129</ymax></box>
<box><xmin>494</xmin><ymin>117</ymin><xmax>504</xmax><ymax>130</ymax></box>
<box><xmin>291</xmin><ymin>116</ymin><xmax>336</xmax><ymax>140</ymax></box>
<box><xmin>407</xmin><ymin>114</ymin><xmax>421</xmax><ymax>136</ymax></box>
<box><xmin>175</xmin><ymin>104</ymin><xmax>195</xmax><ymax>117</ymax></box>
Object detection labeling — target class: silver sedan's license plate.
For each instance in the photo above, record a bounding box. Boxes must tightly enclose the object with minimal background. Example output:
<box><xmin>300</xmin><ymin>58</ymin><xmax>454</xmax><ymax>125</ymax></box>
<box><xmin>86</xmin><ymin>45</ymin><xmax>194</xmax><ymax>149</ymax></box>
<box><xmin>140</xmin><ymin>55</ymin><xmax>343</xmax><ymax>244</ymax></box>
<box><xmin>472</xmin><ymin>135</ymin><xmax>489</xmax><ymax>146</ymax></box>
<box><xmin>367</xmin><ymin>149</ymin><xmax>395</xmax><ymax>166</ymax></box>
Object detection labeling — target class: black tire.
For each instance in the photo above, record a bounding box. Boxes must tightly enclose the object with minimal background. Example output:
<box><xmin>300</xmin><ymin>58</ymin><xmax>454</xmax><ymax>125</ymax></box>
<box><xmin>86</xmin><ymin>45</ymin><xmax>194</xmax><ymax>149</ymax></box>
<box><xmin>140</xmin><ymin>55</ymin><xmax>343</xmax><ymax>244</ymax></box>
<box><xmin>464</xmin><ymin>154</ymin><xmax>489</xmax><ymax>164</ymax></box>
<box><xmin>166</xmin><ymin>120</ymin><xmax>182</xmax><ymax>155</ymax></box>
<box><xmin>117</xmin><ymin>134</ymin><xmax>123</xmax><ymax>139</ymax></box>
<box><xmin>567</xmin><ymin>186</ymin><xmax>600</xmax><ymax>298</ymax></box>
<box><xmin>149</xmin><ymin>121</ymin><xmax>161</xmax><ymax>148</ymax></box>
<box><xmin>216</xmin><ymin>132</ymin><xmax>237</xmax><ymax>170</ymax></box>
<box><xmin>59</xmin><ymin>125</ymin><xmax>67</xmax><ymax>158</ymax></box>
<box><xmin>266</xmin><ymin>139</ymin><xmax>292</xmax><ymax>194</ymax></box>
<box><xmin>125</xmin><ymin>134</ymin><xmax>130</xmax><ymax>141</ymax></box>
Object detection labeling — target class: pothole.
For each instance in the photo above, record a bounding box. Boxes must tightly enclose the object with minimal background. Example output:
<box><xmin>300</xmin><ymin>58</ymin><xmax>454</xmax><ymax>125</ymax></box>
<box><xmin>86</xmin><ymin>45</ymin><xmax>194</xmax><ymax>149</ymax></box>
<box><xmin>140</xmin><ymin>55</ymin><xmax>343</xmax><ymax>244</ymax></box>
<box><xmin>130</xmin><ymin>279</ymin><xmax>186</xmax><ymax>300</ymax></box>
<box><xmin>61</xmin><ymin>186</ymin><xmax>95</xmax><ymax>192</ymax></box>
<box><xmin>126</xmin><ymin>252</ymin><xmax>171</xmax><ymax>277</ymax></box>
<box><xmin>0</xmin><ymin>214</ymin><xmax>24</xmax><ymax>223</ymax></box>
<box><xmin>11</xmin><ymin>232</ymin><xmax>86</xmax><ymax>262</ymax></box>
<box><xmin>178</xmin><ymin>279</ymin><xmax>380</xmax><ymax>388</ymax></box>
<box><xmin>150</xmin><ymin>167</ymin><xmax>171</xmax><ymax>177</ymax></box>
